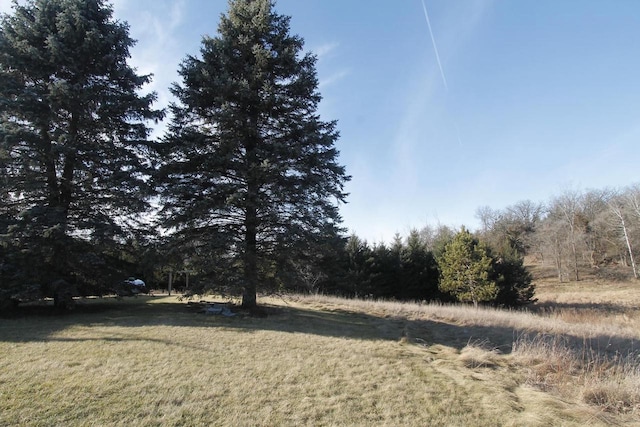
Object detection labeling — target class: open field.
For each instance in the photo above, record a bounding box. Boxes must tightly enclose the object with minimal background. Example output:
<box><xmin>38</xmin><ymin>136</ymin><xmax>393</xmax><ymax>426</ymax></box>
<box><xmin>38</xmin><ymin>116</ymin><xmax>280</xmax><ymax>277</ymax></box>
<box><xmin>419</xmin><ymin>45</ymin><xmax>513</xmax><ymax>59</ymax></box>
<box><xmin>1</xmin><ymin>280</ymin><xmax>639</xmax><ymax>426</ymax></box>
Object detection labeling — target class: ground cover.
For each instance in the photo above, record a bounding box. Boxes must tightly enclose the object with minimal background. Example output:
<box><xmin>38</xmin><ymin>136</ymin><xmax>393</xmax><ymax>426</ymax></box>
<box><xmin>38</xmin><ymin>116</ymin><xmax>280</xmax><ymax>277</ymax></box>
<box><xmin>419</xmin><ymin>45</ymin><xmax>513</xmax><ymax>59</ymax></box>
<box><xmin>0</xmin><ymin>284</ymin><xmax>638</xmax><ymax>426</ymax></box>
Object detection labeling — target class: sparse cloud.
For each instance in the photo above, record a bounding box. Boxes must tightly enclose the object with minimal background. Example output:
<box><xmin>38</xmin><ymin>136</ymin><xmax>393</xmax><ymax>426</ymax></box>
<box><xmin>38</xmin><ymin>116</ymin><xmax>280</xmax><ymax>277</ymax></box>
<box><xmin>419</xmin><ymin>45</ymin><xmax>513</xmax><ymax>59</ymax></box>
<box><xmin>312</xmin><ymin>40</ymin><xmax>349</xmax><ymax>120</ymax></box>
<box><xmin>112</xmin><ymin>0</ymin><xmax>188</xmax><ymax>138</ymax></box>
<box><xmin>319</xmin><ymin>69</ymin><xmax>350</xmax><ymax>88</ymax></box>
<box><xmin>313</xmin><ymin>42</ymin><xmax>340</xmax><ymax>59</ymax></box>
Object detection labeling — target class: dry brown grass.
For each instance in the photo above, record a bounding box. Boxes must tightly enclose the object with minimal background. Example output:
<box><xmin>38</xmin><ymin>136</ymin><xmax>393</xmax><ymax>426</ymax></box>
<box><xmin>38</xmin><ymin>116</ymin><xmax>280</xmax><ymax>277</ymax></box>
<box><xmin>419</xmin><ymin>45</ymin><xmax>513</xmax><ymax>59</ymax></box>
<box><xmin>512</xmin><ymin>333</ymin><xmax>640</xmax><ymax>415</ymax></box>
<box><xmin>519</xmin><ymin>272</ymin><xmax>640</xmax><ymax>418</ymax></box>
<box><xmin>296</xmin><ymin>287</ymin><xmax>640</xmax><ymax>422</ymax></box>
<box><xmin>1</xmin><ymin>285</ymin><xmax>639</xmax><ymax>426</ymax></box>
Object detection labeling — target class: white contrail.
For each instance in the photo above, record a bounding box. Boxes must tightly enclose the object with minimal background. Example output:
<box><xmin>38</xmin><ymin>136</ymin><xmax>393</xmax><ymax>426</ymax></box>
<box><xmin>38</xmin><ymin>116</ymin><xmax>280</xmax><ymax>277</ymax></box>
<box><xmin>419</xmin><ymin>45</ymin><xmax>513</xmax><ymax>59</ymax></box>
<box><xmin>421</xmin><ymin>0</ymin><xmax>448</xmax><ymax>91</ymax></box>
<box><xmin>453</xmin><ymin>120</ymin><xmax>463</xmax><ymax>147</ymax></box>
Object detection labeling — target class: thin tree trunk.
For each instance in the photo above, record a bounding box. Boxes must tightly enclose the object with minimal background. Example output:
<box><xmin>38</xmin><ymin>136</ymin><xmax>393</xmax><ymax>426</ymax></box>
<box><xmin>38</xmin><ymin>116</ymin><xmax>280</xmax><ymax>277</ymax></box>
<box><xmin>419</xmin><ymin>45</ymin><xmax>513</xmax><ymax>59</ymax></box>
<box><xmin>622</xmin><ymin>222</ymin><xmax>638</xmax><ymax>279</ymax></box>
<box><xmin>609</xmin><ymin>201</ymin><xmax>638</xmax><ymax>280</ymax></box>
<box><xmin>564</xmin><ymin>215</ymin><xmax>579</xmax><ymax>282</ymax></box>
<box><xmin>558</xmin><ymin>197</ymin><xmax>580</xmax><ymax>282</ymax></box>
<box><xmin>571</xmin><ymin>237</ymin><xmax>579</xmax><ymax>282</ymax></box>
<box><xmin>554</xmin><ymin>237</ymin><xmax>563</xmax><ymax>282</ymax></box>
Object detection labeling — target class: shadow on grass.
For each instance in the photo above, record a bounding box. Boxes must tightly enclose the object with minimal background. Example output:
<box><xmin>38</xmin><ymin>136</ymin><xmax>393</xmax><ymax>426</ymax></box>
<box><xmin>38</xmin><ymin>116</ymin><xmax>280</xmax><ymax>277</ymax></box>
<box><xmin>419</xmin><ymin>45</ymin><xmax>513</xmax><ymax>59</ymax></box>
<box><xmin>1</xmin><ymin>296</ymin><xmax>637</xmax><ymax>360</ymax></box>
<box><xmin>531</xmin><ymin>301</ymin><xmax>634</xmax><ymax>315</ymax></box>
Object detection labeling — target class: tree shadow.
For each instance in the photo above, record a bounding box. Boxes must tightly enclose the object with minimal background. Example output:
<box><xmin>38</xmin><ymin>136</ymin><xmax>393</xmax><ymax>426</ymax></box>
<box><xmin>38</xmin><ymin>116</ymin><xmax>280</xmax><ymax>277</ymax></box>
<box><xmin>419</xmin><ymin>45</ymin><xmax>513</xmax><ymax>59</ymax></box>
<box><xmin>0</xmin><ymin>297</ymin><xmax>185</xmax><ymax>342</ymax></box>
<box><xmin>532</xmin><ymin>301</ymin><xmax>633</xmax><ymax>315</ymax></box>
<box><xmin>1</xmin><ymin>296</ymin><xmax>637</xmax><ymax>361</ymax></box>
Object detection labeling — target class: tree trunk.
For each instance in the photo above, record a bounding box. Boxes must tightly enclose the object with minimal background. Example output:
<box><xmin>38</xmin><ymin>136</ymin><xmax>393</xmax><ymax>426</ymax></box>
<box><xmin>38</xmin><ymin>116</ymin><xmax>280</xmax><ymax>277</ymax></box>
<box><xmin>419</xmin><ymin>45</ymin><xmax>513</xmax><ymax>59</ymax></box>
<box><xmin>242</xmin><ymin>203</ymin><xmax>258</xmax><ymax>309</ymax></box>
<box><xmin>619</xmin><ymin>214</ymin><xmax>638</xmax><ymax>279</ymax></box>
<box><xmin>571</xmin><ymin>238</ymin><xmax>579</xmax><ymax>282</ymax></box>
<box><xmin>49</xmin><ymin>115</ymin><xmax>77</xmax><ymax>272</ymax></box>
<box><xmin>622</xmin><ymin>225</ymin><xmax>638</xmax><ymax>279</ymax></box>
<box><xmin>554</xmin><ymin>237</ymin><xmax>563</xmax><ymax>282</ymax></box>
<box><xmin>242</xmin><ymin>129</ymin><xmax>259</xmax><ymax>310</ymax></box>
<box><xmin>567</xmin><ymin>219</ymin><xmax>579</xmax><ymax>282</ymax></box>
<box><xmin>41</xmin><ymin>126</ymin><xmax>60</xmax><ymax>206</ymax></box>
<box><xmin>609</xmin><ymin>201</ymin><xmax>638</xmax><ymax>280</ymax></box>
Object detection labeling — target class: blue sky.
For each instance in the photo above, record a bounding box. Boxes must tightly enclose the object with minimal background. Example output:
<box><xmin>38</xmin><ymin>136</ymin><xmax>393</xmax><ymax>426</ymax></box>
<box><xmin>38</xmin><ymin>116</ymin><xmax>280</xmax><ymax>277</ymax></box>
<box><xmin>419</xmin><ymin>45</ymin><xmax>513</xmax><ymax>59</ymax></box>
<box><xmin>2</xmin><ymin>0</ymin><xmax>639</xmax><ymax>243</ymax></box>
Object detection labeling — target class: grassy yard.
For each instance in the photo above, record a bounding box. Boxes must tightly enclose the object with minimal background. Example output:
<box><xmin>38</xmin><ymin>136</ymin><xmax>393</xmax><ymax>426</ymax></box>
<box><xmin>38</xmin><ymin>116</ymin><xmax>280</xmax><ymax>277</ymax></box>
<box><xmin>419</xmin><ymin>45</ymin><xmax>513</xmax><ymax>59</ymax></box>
<box><xmin>1</xmin><ymin>283</ymin><xmax>639</xmax><ymax>426</ymax></box>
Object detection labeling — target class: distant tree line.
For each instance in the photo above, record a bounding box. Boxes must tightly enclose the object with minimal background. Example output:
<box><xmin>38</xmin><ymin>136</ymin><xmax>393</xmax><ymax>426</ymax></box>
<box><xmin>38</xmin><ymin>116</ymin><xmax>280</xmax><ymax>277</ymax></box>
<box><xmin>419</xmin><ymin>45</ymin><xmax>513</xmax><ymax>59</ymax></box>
<box><xmin>304</xmin><ymin>184</ymin><xmax>640</xmax><ymax>306</ymax></box>
<box><xmin>475</xmin><ymin>186</ymin><xmax>640</xmax><ymax>283</ymax></box>
<box><xmin>300</xmin><ymin>226</ymin><xmax>535</xmax><ymax>308</ymax></box>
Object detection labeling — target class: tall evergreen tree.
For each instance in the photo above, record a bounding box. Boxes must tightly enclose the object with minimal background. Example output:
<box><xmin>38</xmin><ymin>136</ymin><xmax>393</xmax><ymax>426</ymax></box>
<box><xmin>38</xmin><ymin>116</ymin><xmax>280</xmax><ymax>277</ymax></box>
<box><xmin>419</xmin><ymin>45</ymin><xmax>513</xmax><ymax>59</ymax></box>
<box><xmin>491</xmin><ymin>247</ymin><xmax>536</xmax><ymax>307</ymax></box>
<box><xmin>399</xmin><ymin>229</ymin><xmax>439</xmax><ymax>301</ymax></box>
<box><xmin>343</xmin><ymin>235</ymin><xmax>373</xmax><ymax>298</ymax></box>
<box><xmin>0</xmin><ymin>0</ymin><xmax>161</xmax><ymax>299</ymax></box>
<box><xmin>157</xmin><ymin>0</ymin><xmax>349</xmax><ymax>308</ymax></box>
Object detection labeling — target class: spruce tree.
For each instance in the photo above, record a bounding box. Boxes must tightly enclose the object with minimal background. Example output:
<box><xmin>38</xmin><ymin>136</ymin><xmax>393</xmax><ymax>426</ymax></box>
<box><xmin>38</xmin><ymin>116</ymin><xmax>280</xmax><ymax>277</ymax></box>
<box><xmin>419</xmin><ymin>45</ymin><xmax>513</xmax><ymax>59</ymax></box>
<box><xmin>157</xmin><ymin>0</ymin><xmax>349</xmax><ymax>308</ymax></box>
<box><xmin>399</xmin><ymin>229</ymin><xmax>439</xmax><ymax>301</ymax></box>
<box><xmin>491</xmin><ymin>247</ymin><xmax>536</xmax><ymax>307</ymax></box>
<box><xmin>438</xmin><ymin>227</ymin><xmax>498</xmax><ymax>307</ymax></box>
<box><xmin>0</xmin><ymin>0</ymin><xmax>162</xmax><ymax>299</ymax></box>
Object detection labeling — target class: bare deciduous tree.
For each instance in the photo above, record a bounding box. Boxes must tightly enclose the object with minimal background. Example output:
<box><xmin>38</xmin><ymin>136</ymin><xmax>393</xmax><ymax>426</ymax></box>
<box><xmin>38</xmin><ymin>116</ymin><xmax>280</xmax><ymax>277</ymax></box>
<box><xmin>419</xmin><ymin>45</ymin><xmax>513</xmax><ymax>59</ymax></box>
<box><xmin>607</xmin><ymin>194</ymin><xmax>638</xmax><ymax>279</ymax></box>
<box><xmin>552</xmin><ymin>190</ymin><xmax>584</xmax><ymax>281</ymax></box>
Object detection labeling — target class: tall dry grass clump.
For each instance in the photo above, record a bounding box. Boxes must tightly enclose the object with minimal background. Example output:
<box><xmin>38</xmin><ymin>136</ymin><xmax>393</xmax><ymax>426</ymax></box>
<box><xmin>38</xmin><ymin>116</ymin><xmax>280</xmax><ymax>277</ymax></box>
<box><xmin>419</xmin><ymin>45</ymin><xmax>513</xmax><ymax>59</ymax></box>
<box><xmin>513</xmin><ymin>334</ymin><xmax>640</xmax><ymax>415</ymax></box>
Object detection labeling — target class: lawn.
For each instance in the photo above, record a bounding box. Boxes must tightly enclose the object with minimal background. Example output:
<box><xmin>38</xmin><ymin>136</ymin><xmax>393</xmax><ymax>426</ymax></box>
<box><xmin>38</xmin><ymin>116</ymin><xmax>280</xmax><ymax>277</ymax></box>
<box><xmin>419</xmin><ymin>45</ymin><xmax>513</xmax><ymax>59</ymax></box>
<box><xmin>1</xmin><ymin>287</ymin><xmax>638</xmax><ymax>426</ymax></box>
